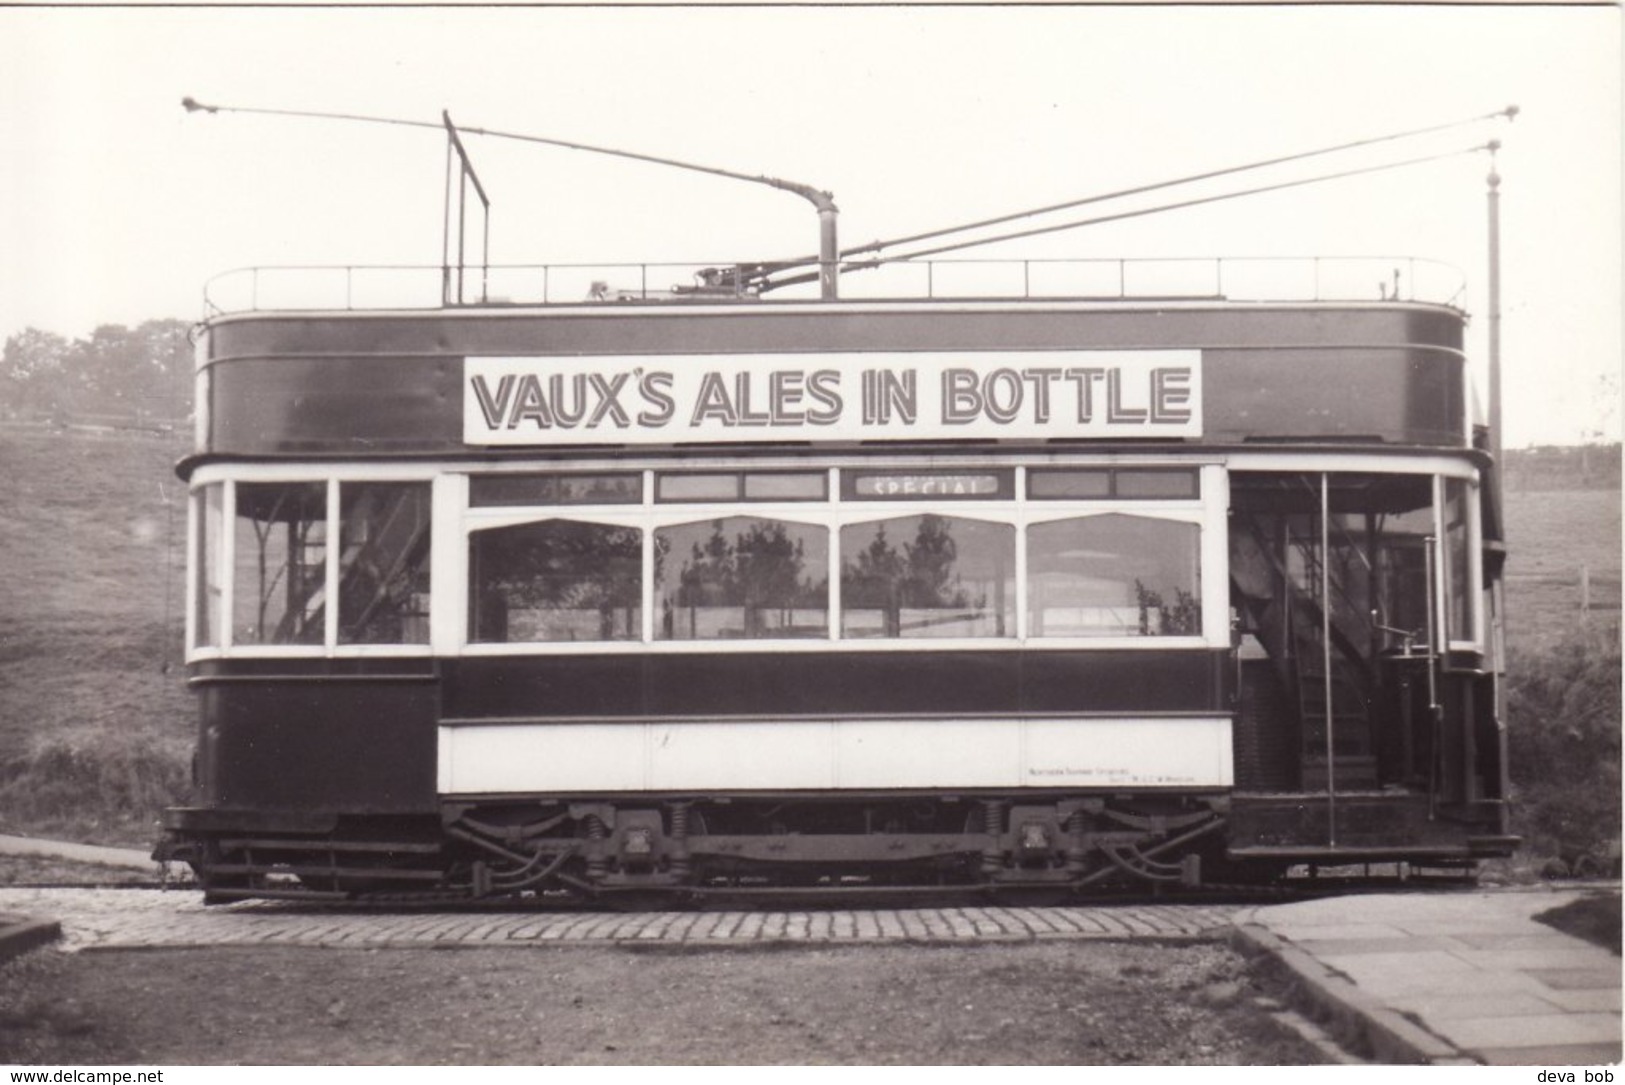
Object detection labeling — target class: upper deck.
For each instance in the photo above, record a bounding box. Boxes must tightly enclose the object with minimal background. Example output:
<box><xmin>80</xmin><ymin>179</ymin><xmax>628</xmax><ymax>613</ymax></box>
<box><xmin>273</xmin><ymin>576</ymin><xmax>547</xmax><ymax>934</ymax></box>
<box><xmin>190</xmin><ymin>256</ymin><xmax>1475</xmax><ymax>469</ymax></box>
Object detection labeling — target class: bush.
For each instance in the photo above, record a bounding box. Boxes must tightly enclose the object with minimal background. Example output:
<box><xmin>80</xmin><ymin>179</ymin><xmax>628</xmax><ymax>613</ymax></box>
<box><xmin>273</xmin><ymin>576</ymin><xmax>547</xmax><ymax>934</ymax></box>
<box><xmin>0</xmin><ymin>727</ymin><xmax>190</xmax><ymax>848</ymax></box>
<box><xmin>1505</xmin><ymin>625</ymin><xmax>1622</xmax><ymax>857</ymax></box>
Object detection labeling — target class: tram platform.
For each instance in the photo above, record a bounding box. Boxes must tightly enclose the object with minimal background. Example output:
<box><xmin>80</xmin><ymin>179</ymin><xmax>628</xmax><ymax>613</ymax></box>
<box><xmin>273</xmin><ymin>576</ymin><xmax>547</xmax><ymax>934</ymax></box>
<box><xmin>1238</xmin><ymin>887</ymin><xmax>1622</xmax><ymax>1065</ymax></box>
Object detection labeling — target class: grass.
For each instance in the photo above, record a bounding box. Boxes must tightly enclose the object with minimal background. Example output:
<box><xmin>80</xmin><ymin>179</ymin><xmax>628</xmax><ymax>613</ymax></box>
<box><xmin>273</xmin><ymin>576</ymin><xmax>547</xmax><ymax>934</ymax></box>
<box><xmin>1502</xmin><ymin>486</ymin><xmax>1622</xmax><ymax>650</ymax></box>
<box><xmin>1534</xmin><ymin>894</ymin><xmax>1622</xmax><ymax>956</ymax></box>
<box><xmin>0</xmin><ymin>427</ymin><xmax>194</xmax><ymax>846</ymax></box>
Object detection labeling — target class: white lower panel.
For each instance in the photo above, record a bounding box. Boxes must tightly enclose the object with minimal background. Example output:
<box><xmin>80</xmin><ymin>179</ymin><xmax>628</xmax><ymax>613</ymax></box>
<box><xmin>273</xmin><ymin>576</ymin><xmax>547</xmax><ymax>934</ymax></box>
<box><xmin>438</xmin><ymin>717</ymin><xmax>1233</xmax><ymax>794</ymax></box>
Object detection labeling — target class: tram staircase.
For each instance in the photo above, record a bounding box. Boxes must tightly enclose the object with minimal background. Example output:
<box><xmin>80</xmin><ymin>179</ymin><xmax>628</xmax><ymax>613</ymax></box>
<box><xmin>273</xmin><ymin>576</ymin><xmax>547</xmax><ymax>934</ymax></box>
<box><xmin>274</xmin><ymin>489</ymin><xmax>430</xmax><ymax>642</ymax></box>
<box><xmin>1233</xmin><ymin>516</ymin><xmax>1379</xmax><ymax>792</ymax></box>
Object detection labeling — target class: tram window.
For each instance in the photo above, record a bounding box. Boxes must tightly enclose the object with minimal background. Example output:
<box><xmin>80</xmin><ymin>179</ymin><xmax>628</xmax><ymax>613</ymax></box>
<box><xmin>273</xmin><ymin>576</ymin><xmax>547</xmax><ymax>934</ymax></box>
<box><xmin>1444</xmin><ymin>479</ymin><xmax>1472</xmax><ymax>641</ymax></box>
<box><xmin>742</xmin><ymin>472</ymin><xmax>826</xmax><ymax>501</ymax></box>
<box><xmin>655</xmin><ymin>517</ymin><xmax>829</xmax><ymax>640</ymax></box>
<box><xmin>840</xmin><ymin>515</ymin><xmax>1014</xmax><ymax>639</ymax></box>
<box><xmin>337</xmin><ymin>483</ymin><xmax>432</xmax><ymax>645</ymax></box>
<box><xmin>469</xmin><ymin>473</ymin><xmax>640</xmax><ymax>507</ymax></box>
<box><xmin>1115</xmin><ymin>469</ymin><xmax>1200</xmax><ymax>499</ymax></box>
<box><xmin>232</xmin><ymin>482</ymin><xmax>327</xmax><ymax>646</ymax></box>
<box><xmin>1374</xmin><ymin>503</ymin><xmax>1433</xmax><ymax>643</ymax></box>
<box><xmin>1027</xmin><ymin>515</ymin><xmax>1201</xmax><ymax>637</ymax></box>
<box><xmin>194</xmin><ymin>484</ymin><xmax>224</xmax><ymax>648</ymax></box>
<box><xmin>657</xmin><ymin>474</ymin><xmax>741</xmax><ymax>502</ymax></box>
<box><xmin>1029</xmin><ymin>468</ymin><xmax>1199</xmax><ymax>500</ymax></box>
<box><xmin>1028</xmin><ymin>470</ymin><xmax>1111</xmax><ymax>499</ymax></box>
<box><xmin>655</xmin><ymin>471</ymin><xmax>826</xmax><ymax>503</ymax></box>
<box><xmin>469</xmin><ymin>519</ymin><xmax>641</xmax><ymax>643</ymax></box>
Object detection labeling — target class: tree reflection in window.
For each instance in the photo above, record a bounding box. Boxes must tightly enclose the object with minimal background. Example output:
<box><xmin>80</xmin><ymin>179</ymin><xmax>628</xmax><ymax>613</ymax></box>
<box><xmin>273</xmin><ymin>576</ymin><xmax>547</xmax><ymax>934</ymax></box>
<box><xmin>469</xmin><ymin>519</ymin><xmax>641</xmax><ymax>642</ymax></box>
<box><xmin>656</xmin><ymin>518</ymin><xmax>828</xmax><ymax>639</ymax></box>
<box><xmin>840</xmin><ymin>515</ymin><xmax>1013</xmax><ymax>638</ymax></box>
<box><xmin>1027</xmin><ymin>514</ymin><xmax>1201</xmax><ymax>637</ymax></box>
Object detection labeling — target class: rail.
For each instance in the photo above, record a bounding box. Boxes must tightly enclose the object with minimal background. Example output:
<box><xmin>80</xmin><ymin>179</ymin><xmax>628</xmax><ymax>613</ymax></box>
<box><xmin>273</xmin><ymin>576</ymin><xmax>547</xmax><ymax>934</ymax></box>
<box><xmin>202</xmin><ymin>255</ymin><xmax>1467</xmax><ymax>317</ymax></box>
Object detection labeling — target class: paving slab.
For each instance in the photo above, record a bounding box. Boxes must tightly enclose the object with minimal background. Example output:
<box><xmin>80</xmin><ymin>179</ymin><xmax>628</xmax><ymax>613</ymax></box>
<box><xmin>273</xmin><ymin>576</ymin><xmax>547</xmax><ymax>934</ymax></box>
<box><xmin>1435</xmin><ymin>1012</ymin><xmax>1622</xmax><ymax>1052</ymax></box>
<box><xmin>1240</xmin><ymin>887</ymin><xmax>1623</xmax><ymax>1066</ymax></box>
<box><xmin>1481</xmin><ymin>1043</ymin><xmax>1625</xmax><ymax>1067</ymax></box>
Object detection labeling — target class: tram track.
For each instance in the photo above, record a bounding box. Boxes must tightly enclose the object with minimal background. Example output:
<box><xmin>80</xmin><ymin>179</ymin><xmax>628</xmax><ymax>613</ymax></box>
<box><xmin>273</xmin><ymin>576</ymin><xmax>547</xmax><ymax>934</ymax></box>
<box><xmin>2</xmin><ymin>866</ymin><xmax>1480</xmax><ymax>913</ymax></box>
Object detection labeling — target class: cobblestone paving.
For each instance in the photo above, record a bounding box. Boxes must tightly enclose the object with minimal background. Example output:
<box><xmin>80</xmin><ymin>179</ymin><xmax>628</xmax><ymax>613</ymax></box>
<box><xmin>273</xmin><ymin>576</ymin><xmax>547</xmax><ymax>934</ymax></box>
<box><xmin>0</xmin><ymin>888</ymin><xmax>1243</xmax><ymax>952</ymax></box>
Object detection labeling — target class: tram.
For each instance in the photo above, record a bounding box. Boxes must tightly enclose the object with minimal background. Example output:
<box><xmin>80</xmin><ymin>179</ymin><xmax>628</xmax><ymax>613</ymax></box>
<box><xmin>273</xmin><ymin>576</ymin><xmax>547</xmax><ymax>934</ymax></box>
<box><xmin>158</xmin><ymin>257</ymin><xmax>1516</xmax><ymax>901</ymax></box>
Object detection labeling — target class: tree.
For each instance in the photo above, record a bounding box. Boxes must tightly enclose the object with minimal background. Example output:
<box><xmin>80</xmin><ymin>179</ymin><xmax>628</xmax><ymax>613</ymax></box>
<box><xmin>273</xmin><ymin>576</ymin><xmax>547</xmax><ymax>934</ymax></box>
<box><xmin>0</xmin><ymin>320</ymin><xmax>192</xmax><ymax>424</ymax></box>
<box><xmin>0</xmin><ymin>328</ymin><xmax>70</xmax><ymax>417</ymax></box>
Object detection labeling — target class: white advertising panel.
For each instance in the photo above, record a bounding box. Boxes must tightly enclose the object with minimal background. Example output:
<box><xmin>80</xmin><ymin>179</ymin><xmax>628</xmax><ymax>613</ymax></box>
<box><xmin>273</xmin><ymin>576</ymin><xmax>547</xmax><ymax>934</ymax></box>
<box><xmin>464</xmin><ymin>350</ymin><xmax>1202</xmax><ymax>446</ymax></box>
<box><xmin>437</xmin><ymin>716</ymin><xmax>1233</xmax><ymax>794</ymax></box>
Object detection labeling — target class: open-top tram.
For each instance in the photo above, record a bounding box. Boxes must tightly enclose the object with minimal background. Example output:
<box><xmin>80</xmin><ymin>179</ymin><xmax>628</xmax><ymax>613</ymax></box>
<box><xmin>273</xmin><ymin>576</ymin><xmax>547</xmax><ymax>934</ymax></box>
<box><xmin>160</xmin><ymin>260</ymin><xmax>1515</xmax><ymax>902</ymax></box>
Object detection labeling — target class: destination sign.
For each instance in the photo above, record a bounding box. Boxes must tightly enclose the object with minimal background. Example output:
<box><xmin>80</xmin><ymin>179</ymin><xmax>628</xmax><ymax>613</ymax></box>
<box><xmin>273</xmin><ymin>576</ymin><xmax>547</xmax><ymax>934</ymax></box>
<box><xmin>463</xmin><ymin>350</ymin><xmax>1202</xmax><ymax>446</ymax></box>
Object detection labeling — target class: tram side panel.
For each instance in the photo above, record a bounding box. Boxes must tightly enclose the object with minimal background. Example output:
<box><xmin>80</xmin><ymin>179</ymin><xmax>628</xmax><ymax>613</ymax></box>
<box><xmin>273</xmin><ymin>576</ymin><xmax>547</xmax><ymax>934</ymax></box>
<box><xmin>171</xmin><ymin>662</ymin><xmax>440</xmax><ymax>840</ymax></box>
<box><xmin>435</xmin><ymin>649</ymin><xmax>1235</xmax><ymax>797</ymax></box>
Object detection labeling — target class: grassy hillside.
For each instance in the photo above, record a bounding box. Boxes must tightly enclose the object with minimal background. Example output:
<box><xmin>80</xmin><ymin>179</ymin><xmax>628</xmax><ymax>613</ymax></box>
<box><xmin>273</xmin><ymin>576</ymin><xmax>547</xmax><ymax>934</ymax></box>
<box><xmin>0</xmin><ymin>426</ymin><xmax>193</xmax><ymax>845</ymax></box>
<box><xmin>1503</xmin><ymin>487</ymin><xmax>1621</xmax><ymax>650</ymax></box>
<box><xmin>0</xmin><ymin>425</ymin><xmax>1616</xmax><ymax>857</ymax></box>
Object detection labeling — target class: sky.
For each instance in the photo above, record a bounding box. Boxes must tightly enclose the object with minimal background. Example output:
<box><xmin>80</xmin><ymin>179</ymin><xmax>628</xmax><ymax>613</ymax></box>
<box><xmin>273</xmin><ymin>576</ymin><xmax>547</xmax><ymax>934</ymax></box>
<box><xmin>1</xmin><ymin>5</ymin><xmax>1619</xmax><ymax>447</ymax></box>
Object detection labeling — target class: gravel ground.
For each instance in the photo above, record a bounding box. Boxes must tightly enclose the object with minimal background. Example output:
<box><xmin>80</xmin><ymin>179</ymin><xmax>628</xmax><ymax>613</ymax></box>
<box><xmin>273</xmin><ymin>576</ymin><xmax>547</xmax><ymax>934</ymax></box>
<box><xmin>0</xmin><ymin>939</ymin><xmax>1321</xmax><ymax>1065</ymax></box>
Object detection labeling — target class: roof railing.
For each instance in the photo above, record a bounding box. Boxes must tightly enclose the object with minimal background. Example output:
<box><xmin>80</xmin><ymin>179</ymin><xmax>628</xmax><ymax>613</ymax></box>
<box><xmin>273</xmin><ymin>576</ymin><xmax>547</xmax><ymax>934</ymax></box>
<box><xmin>202</xmin><ymin>255</ymin><xmax>1467</xmax><ymax>318</ymax></box>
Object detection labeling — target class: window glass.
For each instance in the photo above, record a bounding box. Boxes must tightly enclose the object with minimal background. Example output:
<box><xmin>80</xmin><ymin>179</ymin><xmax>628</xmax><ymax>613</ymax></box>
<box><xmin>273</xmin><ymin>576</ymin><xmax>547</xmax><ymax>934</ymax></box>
<box><xmin>840</xmin><ymin>515</ymin><xmax>1014</xmax><ymax>638</ymax></box>
<box><xmin>194</xmin><ymin>484</ymin><xmax>224</xmax><ymax>648</ymax></box>
<box><xmin>1029</xmin><ymin>468</ymin><xmax>1199</xmax><ymax>499</ymax></box>
<box><xmin>655</xmin><ymin>517</ymin><xmax>829</xmax><ymax>640</ymax></box>
<box><xmin>469</xmin><ymin>473</ymin><xmax>639</xmax><ymax>507</ymax></box>
<box><xmin>1027</xmin><ymin>514</ymin><xmax>1201</xmax><ymax>637</ymax></box>
<box><xmin>1374</xmin><ymin>503</ymin><xmax>1433</xmax><ymax>643</ymax></box>
<box><xmin>742</xmin><ymin>473</ymin><xmax>826</xmax><ymax>501</ymax></box>
<box><xmin>338</xmin><ymin>483</ymin><xmax>432</xmax><ymax>645</ymax></box>
<box><xmin>1114</xmin><ymin>469</ymin><xmax>1200</xmax><ymax>499</ymax></box>
<box><xmin>233</xmin><ymin>481</ymin><xmax>327</xmax><ymax>645</ymax></box>
<box><xmin>469</xmin><ymin>519</ymin><xmax>641</xmax><ymax>643</ymax></box>
<box><xmin>657</xmin><ymin>474</ymin><xmax>739</xmax><ymax>502</ymax></box>
<box><xmin>1444</xmin><ymin>479</ymin><xmax>1472</xmax><ymax>640</ymax></box>
<box><xmin>1028</xmin><ymin>470</ymin><xmax>1111</xmax><ymax>499</ymax></box>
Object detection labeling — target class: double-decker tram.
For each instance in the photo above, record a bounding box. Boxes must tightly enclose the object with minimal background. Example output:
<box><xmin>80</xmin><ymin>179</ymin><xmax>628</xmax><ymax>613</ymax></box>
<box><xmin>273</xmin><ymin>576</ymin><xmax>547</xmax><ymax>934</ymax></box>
<box><xmin>161</xmin><ymin>256</ymin><xmax>1516</xmax><ymax>902</ymax></box>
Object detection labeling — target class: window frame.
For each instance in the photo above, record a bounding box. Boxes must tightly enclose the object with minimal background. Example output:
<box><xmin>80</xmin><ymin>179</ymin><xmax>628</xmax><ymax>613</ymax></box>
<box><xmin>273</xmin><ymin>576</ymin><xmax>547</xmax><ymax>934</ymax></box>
<box><xmin>186</xmin><ymin>466</ymin><xmax>439</xmax><ymax>661</ymax></box>
<box><xmin>1224</xmin><ymin>455</ymin><xmax>1485</xmax><ymax>655</ymax></box>
<box><xmin>653</xmin><ymin>513</ymin><xmax>834</xmax><ymax>642</ymax></box>
<box><xmin>837</xmin><ymin>510</ymin><xmax>1018</xmax><ymax>642</ymax></box>
<box><xmin>455</xmin><ymin>464</ymin><xmax>1221</xmax><ymax>655</ymax></box>
<box><xmin>1023</xmin><ymin>508</ymin><xmax>1207</xmax><ymax>640</ymax></box>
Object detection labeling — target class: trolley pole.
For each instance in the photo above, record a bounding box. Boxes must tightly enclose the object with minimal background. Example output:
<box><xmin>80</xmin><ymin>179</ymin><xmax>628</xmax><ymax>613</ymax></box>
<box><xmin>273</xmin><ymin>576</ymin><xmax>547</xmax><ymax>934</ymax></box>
<box><xmin>182</xmin><ymin>96</ymin><xmax>840</xmax><ymax>300</ymax></box>
<box><xmin>1486</xmin><ymin>140</ymin><xmax>1504</xmax><ymax>509</ymax></box>
<box><xmin>818</xmin><ymin>202</ymin><xmax>841</xmax><ymax>300</ymax></box>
